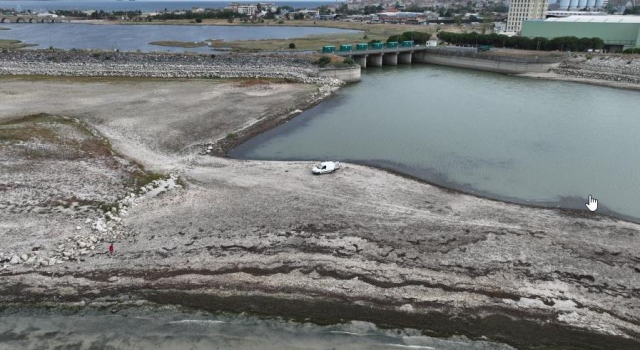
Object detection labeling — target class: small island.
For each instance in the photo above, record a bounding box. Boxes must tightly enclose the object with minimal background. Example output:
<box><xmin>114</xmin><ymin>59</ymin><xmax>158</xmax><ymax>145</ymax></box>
<box><xmin>0</xmin><ymin>39</ymin><xmax>36</xmax><ymax>49</ymax></box>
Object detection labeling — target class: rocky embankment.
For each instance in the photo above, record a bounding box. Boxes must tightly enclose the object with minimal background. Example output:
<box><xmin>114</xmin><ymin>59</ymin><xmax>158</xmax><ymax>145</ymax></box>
<box><xmin>0</xmin><ymin>50</ymin><xmax>342</xmax><ymax>85</ymax></box>
<box><xmin>553</xmin><ymin>54</ymin><xmax>640</xmax><ymax>85</ymax></box>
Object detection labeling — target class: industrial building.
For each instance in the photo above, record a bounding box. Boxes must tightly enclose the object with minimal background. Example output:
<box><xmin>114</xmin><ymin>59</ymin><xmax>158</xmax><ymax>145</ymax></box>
<box><xmin>522</xmin><ymin>15</ymin><xmax>640</xmax><ymax>52</ymax></box>
<box><xmin>506</xmin><ymin>0</ymin><xmax>548</xmax><ymax>34</ymax></box>
<box><xmin>548</xmin><ymin>0</ymin><xmax>609</xmax><ymax>11</ymax></box>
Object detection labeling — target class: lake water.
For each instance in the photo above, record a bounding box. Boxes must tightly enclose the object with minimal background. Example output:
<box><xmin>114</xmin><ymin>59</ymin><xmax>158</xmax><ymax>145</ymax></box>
<box><xmin>0</xmin><ymin>23</ymin><xmax>356</xmax><ymax>52</ymax></box>
<box><xmin>0</xmin><ymin>306</ymin><xmax>516</xmax><ymax>350</ymax></box>
<box><xmin>0</xmin><ymin>0</ymin><xmax>338</xmax><ymax>12</ymax></box>
<box><xmin>231</xmin><ymin>65</ymin><xmax>640</xmax><ymax>222</ymax></box>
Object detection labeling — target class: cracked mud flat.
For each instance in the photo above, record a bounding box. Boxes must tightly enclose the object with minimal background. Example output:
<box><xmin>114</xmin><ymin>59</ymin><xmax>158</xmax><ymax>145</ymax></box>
<box><xmin>0</xmin><ymin>77</ymin><xmax>639</xmax><ymax>350</ymax></box>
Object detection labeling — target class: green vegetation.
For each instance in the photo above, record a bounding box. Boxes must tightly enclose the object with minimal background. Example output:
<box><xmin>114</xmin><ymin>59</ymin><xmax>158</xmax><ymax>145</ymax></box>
<box><xmin>205</xmin><ymin>20</ymin><xmax>435</xmax><ymax>52</ymax></box>
<box><xmin>342</xmin><ymin>57</ymin><xmax>356</xmax><ymax>65</ymax></box>
<box><xmin>387</xmin><ymin>31</ymin><xmax>431</xmax><ymax>45</ymax></box>
<box><xmin>226</xmin><ymin>133</ymin><xmax>238</xmax><ymax>139</ymax></box>
<box><xmin>289</xmin><ymin>42</ymin><xmax>296</xmax><ymax>49</ymax></box>
<box><xmin>148</xmin><ymin>41</ymin><xmax>208</xmax><ymax>48</ymax></box>
<box><xmin>437</xmin><ymin>32</ymin><xmax>604</xmax><ymax>52</ymax></box>
<box><xmin>623</xmin><ymin>48</ymin><xmax>640</xmax><ymax>54</ymax></box>
<box><xmin>314</xmin><ymin>56</ymin><xmax>332</xmax><ymax>67</ymax></box>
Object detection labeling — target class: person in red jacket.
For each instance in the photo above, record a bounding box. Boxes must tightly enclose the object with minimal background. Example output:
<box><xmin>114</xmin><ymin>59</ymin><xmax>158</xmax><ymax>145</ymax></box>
<box><xmin>109</xmin><ymin>243</ymin><xmax>114</xmax><ymax>255</ymax></box>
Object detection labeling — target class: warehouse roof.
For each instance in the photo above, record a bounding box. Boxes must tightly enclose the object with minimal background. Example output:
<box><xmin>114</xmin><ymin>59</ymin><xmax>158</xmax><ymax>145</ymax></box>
<box><xmin>544</xmin><ymin>15</ymin><xmax>640</xmax><ymax>23</ymax></box>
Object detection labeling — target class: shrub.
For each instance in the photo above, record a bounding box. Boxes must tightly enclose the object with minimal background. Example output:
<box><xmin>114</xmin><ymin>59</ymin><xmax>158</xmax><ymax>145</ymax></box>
<box><xmin>623</xmin><ymin>48</ymin><xmax>640</xmax><ymax>54</ymax></box>
<box><xmin>226</xmin><ymin>133</ymin><xmax>237</xmax><ymax>139</ymax></box>
<box><xmin>343</xmin><ymin>57</ymin><xmax>355</xmax><ymax>65</ymax></box>
<box><xmin>278</xmin><ymin>20</ymin><xmax>284</xmax><ymax>24</ymax></box>
<box><xmin>314</xmin><ymin>55</ymin><xmax>332</xmax><ymax>67</ymax></box>
<box><xmin>227</xmin><ymin>17</ymin><xmax>234</xmax><ymax>23</ymax></box>
<box><xmin>195</xmin><ymin>18</ymin><xmax>202</xmax><ymax>23</ymax></box>
<box><xmin>289</xmin><ymin>42</ymin><xmax>296</xmax><ymax>49</ymax></box>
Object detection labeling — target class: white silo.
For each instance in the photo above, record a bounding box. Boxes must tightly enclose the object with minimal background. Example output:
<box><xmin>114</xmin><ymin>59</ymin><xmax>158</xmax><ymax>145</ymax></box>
<box><xmin>595</xmin><ymin>0</ymin><xmax>604</xmax><ymax>8</ymax></box>
<box><xmin>559</xmin><ymin>0</ymin><xmax>571</xmax><ymax>9</ymax></box>
<box><xmin>578</xmin><ymin>0</ymin><xmax>587</xmax><ymax>8</ymax></box>
<box><xmin>569</xmin><ymin>0</ymin><xmax>580</xmax><ymax>9</ymax></box>
<box><xmin>587</xmin><ymin>0</ymin><xmax>596</xmax><ymax>7</ymax></box>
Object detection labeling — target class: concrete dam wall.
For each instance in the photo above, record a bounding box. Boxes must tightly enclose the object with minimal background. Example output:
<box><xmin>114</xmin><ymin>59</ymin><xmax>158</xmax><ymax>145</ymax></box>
<box><xmin>412</xmin><ymin>48</ymin><xmax>565</xmax><ymax>74</ymax></box>
<box><xmin>318</xmin><ymin>65</ymin><xmax>361</xmax><ymax>83</ymax></box>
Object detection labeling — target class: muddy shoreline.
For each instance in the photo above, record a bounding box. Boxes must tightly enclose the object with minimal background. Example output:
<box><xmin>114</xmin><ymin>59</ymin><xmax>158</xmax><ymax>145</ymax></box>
<box><xmin>3</xmin><ymin>268</ymin><xmax>639</xmax><ymax>350</ymax></box>
<box><xmin>225</xmin><ymin>86</ymin><xmax>640</xmax><ymax>225</ymax></box>
<box><xmin>518</xmin><ymin>71</ymin><xmax>640</xmax><ymax>92</ymax></box>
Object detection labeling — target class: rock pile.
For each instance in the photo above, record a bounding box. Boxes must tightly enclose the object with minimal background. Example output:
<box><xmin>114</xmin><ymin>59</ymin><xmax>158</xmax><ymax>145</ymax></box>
<box><xmin>0</xmin><ymin>50</ymin><xmax>344</xmax><ymax>85</ymax></box>
<box><xmin>553</xmin><ymin>54</ymin><xmax>640</xmax><ymax>84</ymax></box>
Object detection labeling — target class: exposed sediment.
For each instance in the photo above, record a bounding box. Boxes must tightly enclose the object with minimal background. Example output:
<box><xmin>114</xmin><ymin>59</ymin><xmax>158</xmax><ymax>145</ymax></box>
<box><xmin>0</xmin><ymin>73</ymin><xmax>639</xmax><ymax>349</ymax></box>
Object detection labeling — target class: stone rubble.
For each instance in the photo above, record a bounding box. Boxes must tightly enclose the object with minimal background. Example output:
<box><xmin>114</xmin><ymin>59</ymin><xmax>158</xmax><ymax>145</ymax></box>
<box><xmin>0</xmin><ymin>50</ymin><xmax>344</xmax><ymax>86</ymax></box>
<box><xmin>0</xmin><ymin>174</ymin><xmax>182</xmax><ymax>270</ymax></box>
<box><xmin>553</xmin><ymin>54</ymin><xmax>640</xmax><ymax>85</ymax></box>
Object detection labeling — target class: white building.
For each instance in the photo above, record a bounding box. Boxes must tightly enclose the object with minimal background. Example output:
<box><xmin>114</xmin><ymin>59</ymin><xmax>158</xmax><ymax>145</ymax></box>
<box><xmin>237</xmin><ymin>5</ymin><xmax>258</xmax><ymax>16</ymax></box>
<box><xmin>505</xmin><ymin>0</ymin><xmax>548</xmax><ymax>34</ymax></box>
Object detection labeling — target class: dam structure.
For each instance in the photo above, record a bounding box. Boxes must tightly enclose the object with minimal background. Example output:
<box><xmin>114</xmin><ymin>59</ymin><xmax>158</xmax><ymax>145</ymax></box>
<box><xmin>332</xmin><ymin>45</ymin><xmax>566</xmax><ymax>74</ymax></box>
<box><xmin>0</xmin><ymin>15</ymin><xmax>65</xmax><ymax>23</ymax></box>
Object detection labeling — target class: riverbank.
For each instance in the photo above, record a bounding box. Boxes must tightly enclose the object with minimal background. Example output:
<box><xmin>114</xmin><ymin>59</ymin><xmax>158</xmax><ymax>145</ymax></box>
<box><xmin>1</xmin><ymin>75</ymin><xmax>639</xmax><ymax>350</ymax></box>
<box><xmin>519</xmin><ymin>71</ymin><xmax>640</xmax><ymax>92</ymax></box>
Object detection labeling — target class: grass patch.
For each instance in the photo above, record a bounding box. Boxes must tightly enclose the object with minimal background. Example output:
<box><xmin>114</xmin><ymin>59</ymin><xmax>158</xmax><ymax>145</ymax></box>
<box><xmin>205</xmin><ymin>20</ymin><xmax>436</xmax><ymax>52</ymax></box>
<box><xmin>149</xmin><ymin>40</ymin><xmax>209</xmax><ymax>48</ymax></box>
<box><xmin>0</xmin><ymin>114</ymin><xmax>115</xmax><ymax>159</ymax></box>
<box><xmin>0</xmin><ymin>114</ymin><xmax>69</xmax><ymax>143</ymax></box>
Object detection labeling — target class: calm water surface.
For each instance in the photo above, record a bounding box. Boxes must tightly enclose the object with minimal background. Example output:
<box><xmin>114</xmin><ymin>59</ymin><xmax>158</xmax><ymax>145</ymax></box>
<box><xmin>0</xmin><ymin>23</ymin><xmax>356</xmax><ymax>52</ymax></box>
<box><xmin>232</xmin><ymin>65</ymin><xmax>640</xmax><ymax>221</ymax></box>
<box><xmin>0</xmin><ymin>307</ymin><xmax>515</xmax><ymax>350</ymax></box>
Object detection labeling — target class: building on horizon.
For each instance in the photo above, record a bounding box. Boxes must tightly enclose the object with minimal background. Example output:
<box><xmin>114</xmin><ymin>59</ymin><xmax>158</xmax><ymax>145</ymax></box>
<box><xmin>522</xmin><ymin>15</ymin><xmax>640</xmax><ymax>52</ymax></box>
<box><xmin>505</xmin><ymin>0</ymin><xmax>548</xmax><ymax>35</ymax></box>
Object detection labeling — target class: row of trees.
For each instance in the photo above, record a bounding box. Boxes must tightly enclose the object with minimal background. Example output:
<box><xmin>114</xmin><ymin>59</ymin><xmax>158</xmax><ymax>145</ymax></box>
<box><xmin>437</xmin><ymin>32</ymin><xmax>604</xmax><ymax>52</ymax></box>
<box><xmin>387</xmin><ymin>31</ymin><xmax>432</xmax><ymax>45</ymax></box>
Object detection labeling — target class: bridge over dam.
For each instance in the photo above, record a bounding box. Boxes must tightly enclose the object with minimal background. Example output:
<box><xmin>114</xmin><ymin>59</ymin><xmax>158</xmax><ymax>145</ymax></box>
<box><xmin>334</xmin><ymin>46</ymin><xmax>567</xmax><ymax>75</ymax></box>
<box><xmin>0</xmin><ymin>16</ymin><xmax>67</xmax><ymax>23</ymax></box>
